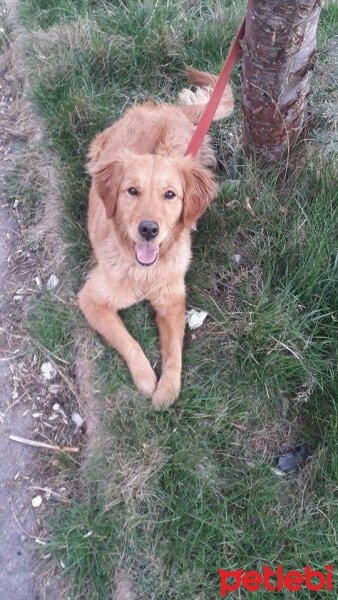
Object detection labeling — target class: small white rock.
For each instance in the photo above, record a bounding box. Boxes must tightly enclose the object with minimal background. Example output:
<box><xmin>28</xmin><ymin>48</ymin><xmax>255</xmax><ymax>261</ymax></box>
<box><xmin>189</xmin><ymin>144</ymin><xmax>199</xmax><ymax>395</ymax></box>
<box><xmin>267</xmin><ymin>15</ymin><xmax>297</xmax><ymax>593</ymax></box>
<box><xmin>48</xmin><ymin>384</ymin><xmax>63</xmax><ymax>395</ymax></box>
<box><xmin>46</xmin><ymin>274</ymin><xmax>59</xmax><ymax>291</ymax></box>
<box><xmin>32</xmin><ymin>495</ymin><xmax>43</xmax><ymax>508</ymax></box>
<box><xmin>40</xmin><ymin>361</ymin><xmax>57</xmax><ymax>381</ymax></box>
<box><xmin>71</xmin><ymin>412</ymin><xmax>84</xmax><ymax>428</ymax></box>
<box><xmin>35</xmin><ymin>276</ymin><xmax>43</xmax><ymax>290</ymax></box>
<box><xmin>53</xmin><ymin>403</ymin><xmax>67</xmax><ymax>419</ymax></box>
<box><xmin>186</xmin><ymin>309</ymin><xmax>208</xmax><ymax>330</ymax></box>
<box><xmin>233</xmin><ymin>253</ymin><xmax>241</xmax><ymax>264</ymax></box>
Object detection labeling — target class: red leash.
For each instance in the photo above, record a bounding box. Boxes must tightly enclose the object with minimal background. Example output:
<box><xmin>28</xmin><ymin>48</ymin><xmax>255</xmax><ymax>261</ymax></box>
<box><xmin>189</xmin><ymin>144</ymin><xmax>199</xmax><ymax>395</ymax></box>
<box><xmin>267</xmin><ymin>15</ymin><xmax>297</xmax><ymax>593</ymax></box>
<box><xmin>184</xmin><ymin>16</ymin><xmax>246</xmax><ymax>158</ymax></box>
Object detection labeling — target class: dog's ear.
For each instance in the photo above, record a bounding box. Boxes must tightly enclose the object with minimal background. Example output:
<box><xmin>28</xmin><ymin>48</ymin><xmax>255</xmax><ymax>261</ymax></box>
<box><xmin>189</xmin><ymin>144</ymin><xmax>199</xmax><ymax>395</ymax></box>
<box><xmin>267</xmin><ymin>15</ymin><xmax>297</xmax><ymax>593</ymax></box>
<box><xmin>88</xmin><ymin>154</ymin><xmax>125</xmax><ymax>219</ymax></box>
<box><xmin>181</xmin><ymin>158</ymin><xmax>218</xmax><ymax>228</ymax></box>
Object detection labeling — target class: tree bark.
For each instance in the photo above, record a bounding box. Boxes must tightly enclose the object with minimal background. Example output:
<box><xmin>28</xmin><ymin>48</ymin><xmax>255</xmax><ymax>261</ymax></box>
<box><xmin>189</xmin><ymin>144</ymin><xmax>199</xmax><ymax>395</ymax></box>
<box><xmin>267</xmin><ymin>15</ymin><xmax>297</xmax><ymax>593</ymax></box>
<box><xmin>241</xmin><ymin>0</ymin><xmax>321</xmax><ymax>161</ymax></box>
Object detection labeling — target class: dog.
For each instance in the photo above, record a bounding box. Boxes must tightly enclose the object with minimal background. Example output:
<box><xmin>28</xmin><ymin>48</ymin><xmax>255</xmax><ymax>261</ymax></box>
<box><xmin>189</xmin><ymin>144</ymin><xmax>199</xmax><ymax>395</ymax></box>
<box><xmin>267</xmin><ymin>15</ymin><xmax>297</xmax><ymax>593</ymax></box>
<box><xmin>78</xmin><ymin>68</ymin><xmax>234</xmax><ymax>409</ymax></box>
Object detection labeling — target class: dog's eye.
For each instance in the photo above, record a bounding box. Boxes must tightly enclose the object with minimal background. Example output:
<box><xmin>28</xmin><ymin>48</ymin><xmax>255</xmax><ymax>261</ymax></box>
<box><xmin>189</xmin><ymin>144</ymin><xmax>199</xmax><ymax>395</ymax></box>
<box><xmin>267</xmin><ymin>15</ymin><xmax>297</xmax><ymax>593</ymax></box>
<box><xmin>164</xmin><ymin>190</ymin><xmax>176</xmax><ymax>199</ymax></box>
<box><xmin>127</xmin><ymin>187</ymin><xmax>138</xmax><ymax>196</ymax></box>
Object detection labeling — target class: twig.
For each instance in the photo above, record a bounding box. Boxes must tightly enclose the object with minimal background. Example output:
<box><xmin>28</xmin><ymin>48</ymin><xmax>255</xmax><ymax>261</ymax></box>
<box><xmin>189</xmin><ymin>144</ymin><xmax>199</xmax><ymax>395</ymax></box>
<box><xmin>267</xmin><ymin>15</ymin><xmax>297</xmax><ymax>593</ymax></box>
<box><xmin>9</xmin><ymin>434</ymin><xmax>79</xmax><ymax>453</ymax></box>
<box><xmin>29</xmin><ymin>486</ymin><xmax>71</xmax><ymax>503</ymax></box>
<box><xmin>11</xmin><ymin>505</ymin><xmax>47</xmax><ymax>543</ymax></box>
<box><xmin>268</xmin><ymin>335</ymin><xmax>301</xmax><ymax>360</ymax></box>
<box><xmin>0</xmin><ymin>125</ymin><xmax>26</xmax><ymax>138</ymax></box>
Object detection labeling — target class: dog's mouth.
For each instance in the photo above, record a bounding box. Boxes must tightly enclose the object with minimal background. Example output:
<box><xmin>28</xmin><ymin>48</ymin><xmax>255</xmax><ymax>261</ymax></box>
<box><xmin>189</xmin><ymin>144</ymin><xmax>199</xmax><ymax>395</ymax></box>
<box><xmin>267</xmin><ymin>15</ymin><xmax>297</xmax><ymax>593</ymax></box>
<box><xmin>134</xmin><ymin>242</ymin><xmax>160</xmax><ymax>267</ymax></box>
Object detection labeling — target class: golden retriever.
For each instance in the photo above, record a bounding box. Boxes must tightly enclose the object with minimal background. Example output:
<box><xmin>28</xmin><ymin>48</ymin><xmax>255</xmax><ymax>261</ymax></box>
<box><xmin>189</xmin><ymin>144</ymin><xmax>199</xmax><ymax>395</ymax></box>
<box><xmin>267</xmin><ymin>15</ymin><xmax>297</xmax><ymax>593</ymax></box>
<box><xmin>78</xmin><ymin>69</ymin><xmax>234</xmax><ymax>408</ymax></box>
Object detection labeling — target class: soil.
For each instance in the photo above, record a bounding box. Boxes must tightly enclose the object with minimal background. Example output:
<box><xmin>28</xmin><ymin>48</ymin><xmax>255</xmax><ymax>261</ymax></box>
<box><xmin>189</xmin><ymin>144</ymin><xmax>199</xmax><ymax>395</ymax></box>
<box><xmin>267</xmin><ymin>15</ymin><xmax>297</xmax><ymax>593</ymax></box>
<box><xmin>0</xmin><ymin>172</ymin><xmax>48</xmax><ymax>599</ymax></box>
<box><xmin>0</xmin><ymin>2</ymin><xmax>60</xmax><ymax>598</ymax></box>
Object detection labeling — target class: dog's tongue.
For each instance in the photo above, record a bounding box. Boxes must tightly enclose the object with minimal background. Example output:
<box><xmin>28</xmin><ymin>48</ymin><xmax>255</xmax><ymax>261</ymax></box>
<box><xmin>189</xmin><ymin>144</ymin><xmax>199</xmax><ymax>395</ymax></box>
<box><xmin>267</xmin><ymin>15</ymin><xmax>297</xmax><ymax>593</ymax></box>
<box><xmin>135</xmin><ymin>242</ymin><xmax>159</xmax><ymax>265</ymax></box>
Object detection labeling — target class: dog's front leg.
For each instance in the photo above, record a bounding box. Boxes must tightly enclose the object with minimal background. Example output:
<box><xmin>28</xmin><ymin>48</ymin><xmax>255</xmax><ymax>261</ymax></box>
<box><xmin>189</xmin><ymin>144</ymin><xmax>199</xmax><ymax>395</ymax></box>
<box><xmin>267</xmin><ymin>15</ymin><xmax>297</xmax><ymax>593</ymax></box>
<box><xmin>78</xmin><ymin>278</ymin><xmax>157</xmax><ymax>398</ymax></box>
<box><xmin>151</xmin><ymin>294</ymin><xmax>186</xmax><ymax>409</ymax></box>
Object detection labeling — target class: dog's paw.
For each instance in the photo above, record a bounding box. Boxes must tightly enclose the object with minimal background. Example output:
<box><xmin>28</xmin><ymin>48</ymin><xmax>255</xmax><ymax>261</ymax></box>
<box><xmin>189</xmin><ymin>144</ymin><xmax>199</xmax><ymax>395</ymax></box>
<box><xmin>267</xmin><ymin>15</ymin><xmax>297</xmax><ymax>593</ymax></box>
<box><xmin>132</xmin><ymin>363</ymin><xmax>158</xmax><ymax>398</ymax></box>
<box><xmin>151</xmin><ymin>377</ymin><xmax>180</xmax><ymax>410</ymax></box>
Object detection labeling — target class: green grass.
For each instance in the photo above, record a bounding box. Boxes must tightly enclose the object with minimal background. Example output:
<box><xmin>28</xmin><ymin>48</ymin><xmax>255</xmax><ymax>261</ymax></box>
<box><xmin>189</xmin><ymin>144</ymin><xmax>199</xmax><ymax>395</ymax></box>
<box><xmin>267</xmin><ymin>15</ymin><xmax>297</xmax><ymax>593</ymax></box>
<box><xmin>27</xmin><ymin>297</ymin><xmax>78</xmax><ymax>361</ymax></box>
<box><xmin>15</xmin><ymin>0</ymin><xmax>338</xmax><ymax>598</ymax></box>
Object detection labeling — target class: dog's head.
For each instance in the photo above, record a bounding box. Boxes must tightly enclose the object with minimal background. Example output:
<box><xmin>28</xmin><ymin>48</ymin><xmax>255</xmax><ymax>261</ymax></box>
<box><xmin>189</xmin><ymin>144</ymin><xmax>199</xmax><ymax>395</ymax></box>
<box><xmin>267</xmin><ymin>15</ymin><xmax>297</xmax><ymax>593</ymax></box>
<box><xmin>88</xmin><ymin>151</ymin><xmax>217</xmax><ymax>267</ymax></box>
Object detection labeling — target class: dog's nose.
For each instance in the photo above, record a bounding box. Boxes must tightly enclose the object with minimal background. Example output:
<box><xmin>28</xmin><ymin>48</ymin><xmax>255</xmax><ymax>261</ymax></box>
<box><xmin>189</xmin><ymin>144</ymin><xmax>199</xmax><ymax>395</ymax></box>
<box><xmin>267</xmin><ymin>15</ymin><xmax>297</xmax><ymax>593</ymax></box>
<box><xmin>138</xmin><ymin>220</ymin><xmax>159</xmax><ymax>241</ymax></box>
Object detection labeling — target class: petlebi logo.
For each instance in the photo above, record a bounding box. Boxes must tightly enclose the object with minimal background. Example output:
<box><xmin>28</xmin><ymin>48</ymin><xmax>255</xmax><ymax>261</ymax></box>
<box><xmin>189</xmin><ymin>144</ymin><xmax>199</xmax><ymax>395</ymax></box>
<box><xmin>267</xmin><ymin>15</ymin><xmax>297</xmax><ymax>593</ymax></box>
<box><xmin>218</xmin><ymin>565</ymin><xmax>334</xmax><ymax>596</ymax></box>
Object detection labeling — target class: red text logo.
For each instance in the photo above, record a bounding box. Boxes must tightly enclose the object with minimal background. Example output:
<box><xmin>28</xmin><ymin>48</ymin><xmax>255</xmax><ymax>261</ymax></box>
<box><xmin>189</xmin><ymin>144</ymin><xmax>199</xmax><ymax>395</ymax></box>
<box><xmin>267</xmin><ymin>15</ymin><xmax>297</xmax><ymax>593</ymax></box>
<box><xmin>218</xmin><ymin>565</ymin><xmax>334</xmax><ymax>596</ymax></box>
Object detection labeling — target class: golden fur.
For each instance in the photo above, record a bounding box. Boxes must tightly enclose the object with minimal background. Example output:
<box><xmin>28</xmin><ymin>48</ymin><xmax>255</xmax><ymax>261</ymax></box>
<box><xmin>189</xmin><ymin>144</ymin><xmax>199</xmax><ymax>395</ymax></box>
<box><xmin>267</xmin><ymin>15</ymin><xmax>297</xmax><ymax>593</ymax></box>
<box><xmin>78</xmin><ymin>69</ymin><xmax>234</xmax><ymax>408</ymax></box>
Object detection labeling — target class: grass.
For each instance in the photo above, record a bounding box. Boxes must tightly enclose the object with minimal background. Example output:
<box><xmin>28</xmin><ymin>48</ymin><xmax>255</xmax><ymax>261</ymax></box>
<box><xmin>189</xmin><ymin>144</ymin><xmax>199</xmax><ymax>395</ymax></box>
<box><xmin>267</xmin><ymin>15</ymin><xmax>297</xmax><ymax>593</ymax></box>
<box><xmin>14</xmin><ymin>0</ymin><xmax>338</xmax><ymax>598</ymax></box>
<box><xmin>27</xmin><ymin>296</ymin><xmax>78</xmax><ymax>361</ymax></box>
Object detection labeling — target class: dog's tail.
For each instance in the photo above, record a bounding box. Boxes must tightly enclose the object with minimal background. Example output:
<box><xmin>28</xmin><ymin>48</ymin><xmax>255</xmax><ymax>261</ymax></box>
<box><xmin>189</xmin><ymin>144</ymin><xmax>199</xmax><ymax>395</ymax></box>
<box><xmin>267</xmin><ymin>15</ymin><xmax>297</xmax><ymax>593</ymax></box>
<box><xmin>178</xmin><ymin>67</ymin><xmax>234</xmax><ymax>125</ymax></box>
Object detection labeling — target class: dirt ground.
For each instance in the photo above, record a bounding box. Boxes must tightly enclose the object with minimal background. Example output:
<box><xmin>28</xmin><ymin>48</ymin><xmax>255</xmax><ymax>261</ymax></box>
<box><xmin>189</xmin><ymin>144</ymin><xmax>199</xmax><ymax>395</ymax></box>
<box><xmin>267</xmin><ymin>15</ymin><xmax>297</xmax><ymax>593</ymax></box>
<box><xmin>0</xmin><ymin>114</ymin><xmax>62</xmax><ymax>600</ymax></box>
<box><xmin>0</xmin><ymin>2</ymin><xmax>60</xmax><ymax>598</ymax></box>
<box><xmin>0</xmin><ymin>175</ymin><xmax>45</xmax><ymax>598</ymax></box>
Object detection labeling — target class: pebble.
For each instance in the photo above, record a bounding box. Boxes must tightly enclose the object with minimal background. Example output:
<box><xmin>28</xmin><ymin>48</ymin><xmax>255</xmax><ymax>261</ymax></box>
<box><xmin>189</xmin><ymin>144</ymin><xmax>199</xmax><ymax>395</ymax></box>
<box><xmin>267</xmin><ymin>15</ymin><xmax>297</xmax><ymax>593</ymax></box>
<box><xmin>46</xmin><ymin>274</ymin><xmax>59</xmax><ymax>291</ymax></box>
<box><xmin>48</xmin><ymin>384</ymin><xmax>63</xmax><ymax>395</ymax></box>
<box><xmin>40</xmin><ymin>361</ymin><xmax>57</xmax><ymax>381</ymax></box>
<box><xmin>71</xmin><ymin>412</ymin><xmax>84</xmax><ymax>428</ymax></box>
<box><xmin>31</xmin><ymin>495</ymin><xmax>42</xmax><ymax>508</ymax></box>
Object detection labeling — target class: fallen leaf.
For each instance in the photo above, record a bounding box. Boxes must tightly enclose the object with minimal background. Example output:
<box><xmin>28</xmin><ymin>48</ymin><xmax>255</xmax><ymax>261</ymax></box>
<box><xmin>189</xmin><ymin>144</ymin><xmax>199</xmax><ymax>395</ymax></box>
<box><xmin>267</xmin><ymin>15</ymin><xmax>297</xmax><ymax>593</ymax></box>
<box><xmin>231</xmin><ymin>422</ymin><xmax>247</xmax><ymax>432</ymax></box>
<box><xmin>225</xmin><ymin>199</ymin><xmax>238</xmax><ymax>209</ymax></box>
<box><xmin>244</xmin><ymin>197</ymin><xmax>255</xmax><ymax>217</ymax></box>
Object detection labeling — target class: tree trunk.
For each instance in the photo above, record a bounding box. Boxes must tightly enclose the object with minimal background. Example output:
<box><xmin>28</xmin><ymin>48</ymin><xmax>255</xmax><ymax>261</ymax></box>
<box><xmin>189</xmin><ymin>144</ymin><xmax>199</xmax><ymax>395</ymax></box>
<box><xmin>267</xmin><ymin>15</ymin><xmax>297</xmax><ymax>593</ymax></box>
<box><xmin>241</xmin><ymin>0</ymin><xmax>321</xmax><ymax>161</ymax></box>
